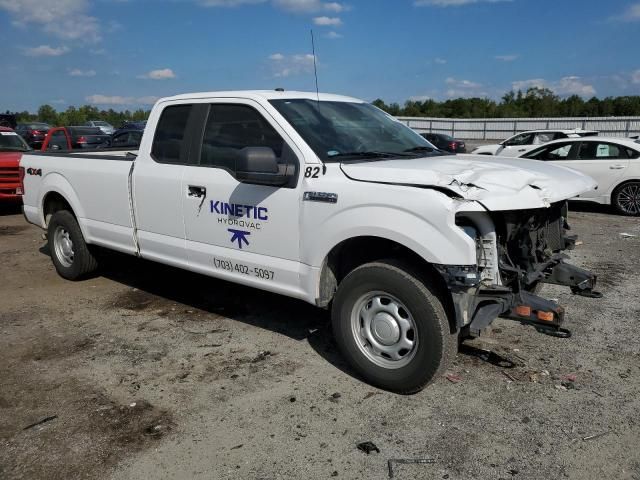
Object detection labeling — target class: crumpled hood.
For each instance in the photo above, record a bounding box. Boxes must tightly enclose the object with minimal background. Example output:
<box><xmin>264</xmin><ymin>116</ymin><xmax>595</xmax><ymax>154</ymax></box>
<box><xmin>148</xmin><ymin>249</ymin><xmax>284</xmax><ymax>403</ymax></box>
<box><xmin>340</xmin><ymin>154</ymin><xmax>597</xmax><ymax>211</ymax></box>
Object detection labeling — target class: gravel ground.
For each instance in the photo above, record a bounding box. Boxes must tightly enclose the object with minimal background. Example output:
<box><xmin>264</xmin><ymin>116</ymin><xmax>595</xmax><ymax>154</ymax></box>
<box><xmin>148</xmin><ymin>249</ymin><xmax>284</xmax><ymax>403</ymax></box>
<box><xmin>1</xmin><ymin>202</ymin><xmax>639</xmax><ymax>480</ymax></box>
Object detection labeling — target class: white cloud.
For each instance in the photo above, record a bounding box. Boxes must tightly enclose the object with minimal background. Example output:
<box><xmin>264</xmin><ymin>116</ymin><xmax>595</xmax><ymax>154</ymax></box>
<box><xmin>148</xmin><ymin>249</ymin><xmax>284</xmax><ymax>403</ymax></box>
<box><xmin>409</xmin><ymin>95</ymin><xmax>432</xmax><ymax>101</ymax></box>
<box><xmin>632</xmin><ymin>69</ymin><xmax>640</xmax><ymax>84</ymax></box>
<box><xmin>434</xmin><ymin>57</ymin><xmax>447</xmax><ymax>64</ymax></box>
<box><xmin>69</xmin><ymin>68</ymin><xmax>96</xmax><ymax>77</ymax></box>
<box><xmin>23</xmin><ymin>45</ymin><xmax>69</xmax><ymax>57</ymax></box>
<box><xmin>138</xmin><ymin>68</ymin><xmax>176</xmax><ymax>80</ymax></box>
<box><xmin>313</xmin><ymin>15</ymin><xmax>342</xmax><ymax>25</ymax></box>
<box><xmin>511</xmin><ymin>76</ymin><xmax>596</xmax><ymax>97</ymax></box>
<box><xmin>273</xmin><ymin>0</ymin><xmax>348</xmax><ymax>12</ymax></box>
<box><xmin>495</xmin><ymin>54</ymin><xmax>519</xmax><ymax>61</ymax></box>
<box><xmin>444</xmin><ymin>77</ymin><xmax>486</xmax><ymax>97</ymax></box>
<box><xmin>0</xmin><ymin>0</ymin><xmax>101</xmax><ymax>42</ymax></box>
<box><xmin>198</xmin><ymin>0</ymin><xmax>266</xmax><ymax>6</ymax></box>
<box><xmin>609</xmin><ymin>2</ymin><xmax>640</xmax><ymax>22</ymax></box>
<box><xmin>268</xmin><ymin>53</ymin><xmax>316</xmax><ymax>77</ymax></box>
<box><xmin>199</xmin><ymin>0</ymin><xmax>348</xmax><ymax>12</ymax></box>
<box><xmin>325</xmin><ymin>30</ymin><xmax>342</xmax><ymax>39</ymax></box>
<box><xmin>555</xmin><ymin>76</ymin><xmax>596</xmax><ymax>96</ymax></box>
<box><xmin>511</xmin><ymin>78</ymin><xmax>546</xmax><ymax>91</ymax></box>
<box><xmin>446</xmin><ymin>77</ymin><xmax>482</xmax><ymax>89</ymax></box>
<box><xmin>85</xmin><ymin>94</ymin><xmax>159</xmax><ymax>106</ymax></box>
<box><xmin>414</xmin><ymin>0</ymin><xmax>511</xmax><ymax>6</ymax></box>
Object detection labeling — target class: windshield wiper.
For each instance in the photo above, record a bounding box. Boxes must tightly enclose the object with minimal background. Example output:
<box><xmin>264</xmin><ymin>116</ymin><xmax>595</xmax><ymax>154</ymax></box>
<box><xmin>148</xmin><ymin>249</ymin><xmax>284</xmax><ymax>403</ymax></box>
<box><xmin>328</xmin><ymin>151</ymin><xmax>414</xmax><ymax>160</ymax></box>
<box><xmin>404</xmin><ymin>146</ymin><xmax>434</xmax><ymax>153</ymax></box>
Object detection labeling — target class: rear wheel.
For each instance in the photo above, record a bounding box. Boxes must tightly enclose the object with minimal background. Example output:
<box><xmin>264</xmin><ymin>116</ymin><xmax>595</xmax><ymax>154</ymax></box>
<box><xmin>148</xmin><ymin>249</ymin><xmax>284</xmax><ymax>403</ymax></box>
<box><xmin>331</xmin><ymin>260</ymin><xmax>457</xmax><ymax>394</ymax></box>
<box><xmin>48</xmin><ymin>210</ymin><xmax>98</xmax><ymax>280</ymax></box>
<box><xmin>612</xmin><ymin>181</ymin><xmax>640</xmax><ymax>216</ymax></box>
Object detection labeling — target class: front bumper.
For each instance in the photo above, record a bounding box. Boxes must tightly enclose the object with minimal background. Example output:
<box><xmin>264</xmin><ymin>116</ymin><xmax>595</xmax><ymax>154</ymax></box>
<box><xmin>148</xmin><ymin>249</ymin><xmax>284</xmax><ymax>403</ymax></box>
<box><xmin>435</xmin><ymin>261</ymin><xmax>598</xmax><ymax>337</ymax></box>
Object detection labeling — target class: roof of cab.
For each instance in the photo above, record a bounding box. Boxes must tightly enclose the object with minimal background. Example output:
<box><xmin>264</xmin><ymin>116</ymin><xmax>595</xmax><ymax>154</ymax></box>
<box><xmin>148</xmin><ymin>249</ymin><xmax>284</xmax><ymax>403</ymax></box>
<box><xmin>157</xmin><ymin>90</ymin><xmax>364</xmax><ymax>104</ymax></box>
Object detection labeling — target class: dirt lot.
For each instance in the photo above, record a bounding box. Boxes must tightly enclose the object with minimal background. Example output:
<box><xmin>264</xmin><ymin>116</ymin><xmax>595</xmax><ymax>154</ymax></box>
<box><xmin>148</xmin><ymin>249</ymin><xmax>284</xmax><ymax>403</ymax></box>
<box><xmin>1</xmin><ymin>203</ymin><xmax>639</xmax><ymax>480</ymax></box>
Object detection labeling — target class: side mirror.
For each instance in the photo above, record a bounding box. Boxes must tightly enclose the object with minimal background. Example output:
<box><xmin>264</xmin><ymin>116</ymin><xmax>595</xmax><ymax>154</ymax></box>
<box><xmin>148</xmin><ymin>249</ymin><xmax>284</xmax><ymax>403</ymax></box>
<box><xmin>236</xmin><ymin>147</ymin><xmax>289</xmax><ymax>186</ymax></box>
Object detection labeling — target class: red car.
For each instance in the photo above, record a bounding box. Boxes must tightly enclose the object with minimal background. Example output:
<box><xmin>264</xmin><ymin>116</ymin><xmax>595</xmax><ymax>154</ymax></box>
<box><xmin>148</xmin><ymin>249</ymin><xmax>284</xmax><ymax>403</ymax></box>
<box><xmin>41</xmin><ymin>126</ymin><xmax>111</xmax><ymax>151</ymax></box>
<box><xmin>0</xmin><ymin>127</ymin><xmax>31</xmax><ymax>203</ymax></box>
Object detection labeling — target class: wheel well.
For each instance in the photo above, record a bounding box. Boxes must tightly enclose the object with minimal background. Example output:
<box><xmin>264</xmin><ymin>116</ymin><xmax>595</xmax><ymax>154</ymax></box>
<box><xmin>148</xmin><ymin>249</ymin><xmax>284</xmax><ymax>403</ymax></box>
<box><xmin>317</xmin><ymin>236</ymin><xmax>454</xmax><ymax>327</ymax></box>
<box><xmin>43</xmin><ymin>192</ymin><xmax>74</xmax><ymax>226</ymax></box>
<box><xmin>611</xmin><ymin>179</ymin><xmax>640</xmax><ymax>201</ymax></box>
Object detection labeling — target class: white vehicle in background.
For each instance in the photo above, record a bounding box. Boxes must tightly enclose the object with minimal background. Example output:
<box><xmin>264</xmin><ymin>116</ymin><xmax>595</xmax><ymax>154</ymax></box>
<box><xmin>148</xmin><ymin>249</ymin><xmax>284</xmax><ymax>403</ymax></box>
<box><xmin>520</xmin><ymin>136</ymin><xmax>640</xmax><ymax>216</ymax></box>
<box><xmin>85</xmin><ymin>120</ymin><xmax>115</xmax><ymax>135</ymax></box>
<box><xmin>20</xmin><ymin>90</ymin><xmax>601</xmax><ymax>393</ymax></box>
<box><xmin>471</xmin><ymin>129</ymin><xmax>598</xmax><ymax>157</ymax></box>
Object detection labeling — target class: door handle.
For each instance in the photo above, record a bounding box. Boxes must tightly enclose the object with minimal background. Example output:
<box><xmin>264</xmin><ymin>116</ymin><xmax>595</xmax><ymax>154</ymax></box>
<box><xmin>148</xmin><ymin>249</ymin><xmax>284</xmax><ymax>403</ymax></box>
<box><xmin>188</xmin><ymin>185</ymin><xmax>206</xmax><ymax>197</ymax></box>
<box><xmin>609</xmin><ymin>165</ymin><xmax>626</xmax><ymax>170</ymax></box>
<box><xmin>518</xmin><ymin>149</ymin><xmax>526</xmax><ymax>152</ymax></box>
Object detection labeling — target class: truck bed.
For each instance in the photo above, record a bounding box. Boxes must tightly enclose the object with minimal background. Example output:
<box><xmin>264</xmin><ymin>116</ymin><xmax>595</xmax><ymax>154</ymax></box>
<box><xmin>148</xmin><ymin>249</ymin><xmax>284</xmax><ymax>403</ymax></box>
<box><xmin>22</xmin><ymin>149</ymin><xmax>138</xmax><ymax>255</ymax></box>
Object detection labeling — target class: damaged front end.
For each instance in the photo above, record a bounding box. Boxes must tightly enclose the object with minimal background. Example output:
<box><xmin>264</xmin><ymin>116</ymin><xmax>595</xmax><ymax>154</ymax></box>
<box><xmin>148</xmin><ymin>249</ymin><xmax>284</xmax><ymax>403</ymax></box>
<box><xmin>436</xmin><ymin>201</ymin><xmax>600</xmax><ymax>338</ymax></box>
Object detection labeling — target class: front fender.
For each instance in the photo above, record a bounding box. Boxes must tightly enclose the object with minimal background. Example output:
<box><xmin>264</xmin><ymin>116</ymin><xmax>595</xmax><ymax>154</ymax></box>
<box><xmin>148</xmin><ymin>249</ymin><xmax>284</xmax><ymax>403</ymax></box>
<box><xmin>303</xmin><ymin>203</ymin><xmax>477</xmax><ymax>268</ymax></box>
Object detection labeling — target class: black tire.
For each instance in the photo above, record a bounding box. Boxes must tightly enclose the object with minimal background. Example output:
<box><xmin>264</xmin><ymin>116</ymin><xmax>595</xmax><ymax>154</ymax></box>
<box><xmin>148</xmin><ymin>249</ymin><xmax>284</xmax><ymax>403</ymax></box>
<box><xmin>48</xmin><ymin>210</ymin><xmax>98</xmax><ymax>280</ymax></box>
<box><xmin>331</xmin><ymin>259</ymin><xmax>457</xmax><ymax>394</ymax></box>
<box><xmin>612</xmin><ymin>181</ymin><xmax>640</xmax><ymax>216</ymax></box>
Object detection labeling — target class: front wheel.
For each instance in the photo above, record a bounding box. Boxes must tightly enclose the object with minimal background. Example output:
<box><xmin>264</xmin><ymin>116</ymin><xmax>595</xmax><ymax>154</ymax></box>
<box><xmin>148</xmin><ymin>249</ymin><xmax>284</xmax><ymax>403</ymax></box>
<box><xmin>331</xmin><ymin>260</ymin><xmax>457</xmax><ymax>394</ymax></box>
<box><xmin>48</xmin><ymin>210</ymin><xmax>98</xmax><ymax>280</ymax></box>
<box><xmin>612</xmin><ymin>181</ymin><xmax>640</xmax><ymax>216</ymax></box>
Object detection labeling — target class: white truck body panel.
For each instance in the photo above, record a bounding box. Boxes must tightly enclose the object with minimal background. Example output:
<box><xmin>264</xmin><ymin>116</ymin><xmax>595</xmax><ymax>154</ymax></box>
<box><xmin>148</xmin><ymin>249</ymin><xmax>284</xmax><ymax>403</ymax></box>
<box><xmin>21</xmin><ymin>90</ymin><xmax>596</xmax><ymax>307</ymax></box>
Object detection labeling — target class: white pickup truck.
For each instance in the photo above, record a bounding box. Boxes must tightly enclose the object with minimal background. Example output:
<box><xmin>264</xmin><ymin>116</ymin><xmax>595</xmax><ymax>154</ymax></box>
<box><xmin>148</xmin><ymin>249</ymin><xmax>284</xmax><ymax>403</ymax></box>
<box><xmin>20</xmin><ymin>90</ymin><xmax>601</xmax><ymax>393</ymax></box>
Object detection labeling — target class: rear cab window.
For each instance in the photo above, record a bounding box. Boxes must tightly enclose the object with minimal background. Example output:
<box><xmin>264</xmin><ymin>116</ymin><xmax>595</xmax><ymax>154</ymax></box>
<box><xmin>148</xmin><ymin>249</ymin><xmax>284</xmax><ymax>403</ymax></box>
<box><xmin>151</xmin><ymin>104</ymin><xmax>193</xmax><ymax>164</ymax></box>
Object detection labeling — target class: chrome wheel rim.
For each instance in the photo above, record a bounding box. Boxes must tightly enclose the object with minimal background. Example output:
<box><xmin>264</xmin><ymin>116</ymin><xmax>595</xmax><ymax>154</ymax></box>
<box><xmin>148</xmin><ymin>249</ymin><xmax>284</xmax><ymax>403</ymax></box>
<box><xmin>618</xmin><ymin>184</ymin><xmax>640</xmax><ymax>215</ymax></box>
<box><xmin>53</xmin><ymin>226</ymin><xmax>74</xmax><ymax>267</ymax></box>
<box><xmin>350</xmin><ymin>291</ymin><xmax>418</xmax><ymax>369</ymax></box>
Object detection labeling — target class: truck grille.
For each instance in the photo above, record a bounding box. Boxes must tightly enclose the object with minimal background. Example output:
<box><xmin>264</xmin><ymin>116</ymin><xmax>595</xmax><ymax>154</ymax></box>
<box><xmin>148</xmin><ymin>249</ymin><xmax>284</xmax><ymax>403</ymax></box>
<box><xmin>0</xmin><ymin>166</ymin><xmax>20</xmax><ymax>183</ymax></box>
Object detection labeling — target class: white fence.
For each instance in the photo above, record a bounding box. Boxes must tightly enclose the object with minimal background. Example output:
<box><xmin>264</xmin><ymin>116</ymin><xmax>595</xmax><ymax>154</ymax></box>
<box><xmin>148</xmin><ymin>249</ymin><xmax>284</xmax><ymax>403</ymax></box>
<box><xmin>396</xmin><ymin>116</ymin><xmax>640</xmax><ymax>141</ymax></box>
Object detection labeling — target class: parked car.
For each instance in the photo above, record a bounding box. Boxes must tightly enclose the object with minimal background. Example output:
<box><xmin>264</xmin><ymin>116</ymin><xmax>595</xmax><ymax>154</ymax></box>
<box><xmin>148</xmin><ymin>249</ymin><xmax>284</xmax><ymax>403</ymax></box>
<box><xmin>520</xmin><ymin>137</ymin><xmax>640</xmax><ymax>216</ymax></box>
<box><xmin>0</xmin><ymin>127</ymin><xmax>31</xmax><ymax>203</ymax></box>
<box><xmin>41</xmin><ymin>126</ymin><xmax>111</xmax><ymax>151</ymax></box>
<box><xmin>15</xmin><ymin>122</ymin><xmax>52</xmax><ymax>149</ymax></box>
<box><xmin>471</xmin><ymin>129</ymin><xmax>598</xmax><ymax>156</ymax></box>
<box><xmin>420</xmin><ymin>133</ymin><xmax>466</xmax><ymax>153</ymax></box>
<box><xmin>0</xmin><ymin>114</ymin><xmax>17</xmax><ymax>129</ymax></box>
<box><xmin>109</xmin><ymin>129</ymin><xmax>143</xmax><ymax>149</ymax></box>
<box><xmin>85</xmin><ymin>120</ymin><xmax>115</xmax><ymax>135</ymax></box>
<box><xmin>113</xmin><ymin>121</ymin><xmax>146</xmax><ymax>137</ymax></box>
<box><xmin>21</xmin><ymin>90</ymin><xmax>599</xmax><ymax>393</ymax></box>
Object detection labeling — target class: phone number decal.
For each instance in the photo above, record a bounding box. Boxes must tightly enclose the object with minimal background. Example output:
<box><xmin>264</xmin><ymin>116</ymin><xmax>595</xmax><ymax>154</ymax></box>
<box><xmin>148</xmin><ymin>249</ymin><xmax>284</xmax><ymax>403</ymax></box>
<box><xmin>212</xmin><ymin>258</ymin><xmax>275</xmax><ymax>280</ymax></box>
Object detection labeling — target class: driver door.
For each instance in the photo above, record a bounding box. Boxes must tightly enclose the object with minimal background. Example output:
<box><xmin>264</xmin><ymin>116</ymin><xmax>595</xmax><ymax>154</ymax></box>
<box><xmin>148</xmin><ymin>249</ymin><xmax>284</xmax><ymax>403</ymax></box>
<box><xmin>181</xmin><ymin>100</ymin><xmax>305</xmax><ymax>296</ymax></box>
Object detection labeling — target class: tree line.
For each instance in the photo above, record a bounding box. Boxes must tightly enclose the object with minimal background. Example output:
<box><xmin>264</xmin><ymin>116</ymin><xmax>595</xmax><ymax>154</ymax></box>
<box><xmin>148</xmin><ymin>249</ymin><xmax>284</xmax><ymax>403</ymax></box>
<box><xmin>373</xmin><ymin>87</ymin><xmax>640</xmax><ymax>118</ymax></box>
<box><xmin>6</xmin><ymin>104</ymin><xmax>150</xmax><ymax>128</ymax></box>
<box><xmin>6</xmin><ymin>87</ymin><xmax>640</xmax><ymax>124</ymax></box>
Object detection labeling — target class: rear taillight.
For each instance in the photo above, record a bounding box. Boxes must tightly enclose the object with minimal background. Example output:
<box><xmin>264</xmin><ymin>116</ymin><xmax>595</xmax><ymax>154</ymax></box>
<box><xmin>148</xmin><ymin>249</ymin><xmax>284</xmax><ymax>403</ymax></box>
<box><xmin>77</xmin><ymin>136</ymin><xmax>87</xmax><ymax>144</ymax></box>
<box><xmin>449</xmin><ymin>142</ymin><xmax>457</xmax><ymax>150</ymax></box>
<box><xmin>18</xmin><ymin>166</ymin><xmax>25</xmax><ymax>195</ymax></box>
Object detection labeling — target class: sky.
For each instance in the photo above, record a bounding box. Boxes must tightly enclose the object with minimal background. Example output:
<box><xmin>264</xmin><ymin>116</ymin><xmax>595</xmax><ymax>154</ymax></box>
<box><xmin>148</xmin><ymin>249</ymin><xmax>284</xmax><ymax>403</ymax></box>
<box><xmin>1</xmin><ymin>0</ymin><xmax>639</xmax><ymax>112</ymax></box>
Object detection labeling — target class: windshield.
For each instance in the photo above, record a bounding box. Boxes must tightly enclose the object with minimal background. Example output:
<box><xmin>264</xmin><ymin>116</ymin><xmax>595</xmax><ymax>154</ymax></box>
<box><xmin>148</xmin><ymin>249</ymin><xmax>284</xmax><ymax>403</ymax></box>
<box><xmin>92</xmin><ymin>121</ymin><xmax>110</xmax><ymax>127</ymax></box>
<box><xmin>269</xmin><ymin>99</ymin><xmax>439</xmax><ymax>162</ymax></box>
<box><xmin>0</xmin><ymin>131</ymin><xmax>31</xmax><ymax>152</ymax></box>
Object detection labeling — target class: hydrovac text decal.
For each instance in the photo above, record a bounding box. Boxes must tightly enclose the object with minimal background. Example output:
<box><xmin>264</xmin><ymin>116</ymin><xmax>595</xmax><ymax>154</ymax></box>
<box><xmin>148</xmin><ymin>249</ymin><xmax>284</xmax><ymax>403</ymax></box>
<box><xmin>210</xmin><ymin>200</ymin><xmax>268</xmax><ymax>248</ymax></box>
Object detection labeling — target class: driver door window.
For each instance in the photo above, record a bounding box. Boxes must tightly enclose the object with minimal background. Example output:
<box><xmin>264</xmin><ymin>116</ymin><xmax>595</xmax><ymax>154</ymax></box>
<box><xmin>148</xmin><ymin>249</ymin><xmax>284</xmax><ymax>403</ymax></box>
<box><xmin>199</xmin><ymin>104</ymin><xmax>292</xmax><ymax>175</ymax></box>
